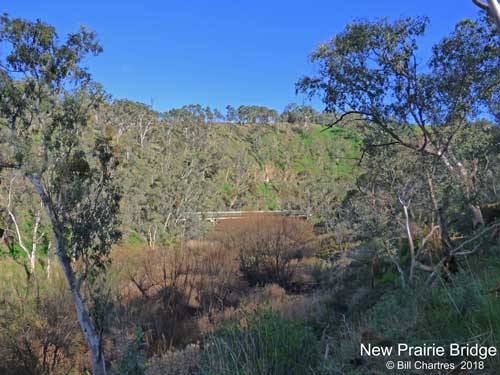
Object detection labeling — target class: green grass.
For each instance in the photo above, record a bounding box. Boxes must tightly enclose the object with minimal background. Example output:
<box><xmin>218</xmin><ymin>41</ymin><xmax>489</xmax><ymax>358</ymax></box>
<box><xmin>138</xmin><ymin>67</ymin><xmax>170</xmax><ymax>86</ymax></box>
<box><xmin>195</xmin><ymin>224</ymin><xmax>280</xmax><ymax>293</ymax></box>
<box><xmin>198</xmin><ymin>309</ymin><xmax>321</xmax><ymax>375</ymax></box>
<box><xmin>327</xmin><ymin>250</ymin><xmax>500</xmax><ymax>374</ymax></box>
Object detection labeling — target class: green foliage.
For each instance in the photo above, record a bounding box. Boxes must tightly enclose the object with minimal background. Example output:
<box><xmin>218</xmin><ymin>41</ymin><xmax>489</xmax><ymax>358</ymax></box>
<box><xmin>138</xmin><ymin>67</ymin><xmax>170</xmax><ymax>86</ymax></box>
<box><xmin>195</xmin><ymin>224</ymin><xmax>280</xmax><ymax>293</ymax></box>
<box><xmin>114</xmin><ymin>328</ymin><xmax>147</xmax><ymax>375</ymax></box>
<box><xmin>376</xmin><ymin>268</ymin><xmax>399</xmax><ymax>285</ymax></box>
<box><xmin>329</xmin><ymin>254</ymin><xmax>500</xmax><ymax>374</ymax></box>
<box><xmin>421</xmin><ymin>267</ymin><xmax>500</xmax><ymax>346</ymax></box>
<box><xmin>0</xmin><ymin>14</ymin><xmax>122</xmax><ymax>374</ymax></box>
<box><xmin>256</xmin><ymin>182</ymin><xmax>278</xmax><ymax>210</ymax></box>
<box><xmin>107</xmin><ymin>113</ymin><xmax>360</xmax><ymax>243</ymax></box>
<box><xmin>128</xmin><ymin>232</ymin><xmax>143</xmax><ymax>245</ymax></box>
<box><xmin>1</xmin><ymin>11</ymin><xmax>499</xmax><ymax>375</ymax></box>
<box><xmin>198</xmin><ymin>310</ymin><xmax>321</xmax><ymax>375</ymax></box>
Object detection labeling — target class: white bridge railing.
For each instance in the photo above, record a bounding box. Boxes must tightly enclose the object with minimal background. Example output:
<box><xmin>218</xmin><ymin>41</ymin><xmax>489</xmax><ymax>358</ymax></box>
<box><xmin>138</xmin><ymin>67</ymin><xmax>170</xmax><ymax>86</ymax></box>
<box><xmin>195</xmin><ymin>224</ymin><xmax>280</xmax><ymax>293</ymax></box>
<box><xmin>193</xmin><ymin>210</ymin><xmax>309</xmax><ymax>222</ymax></box>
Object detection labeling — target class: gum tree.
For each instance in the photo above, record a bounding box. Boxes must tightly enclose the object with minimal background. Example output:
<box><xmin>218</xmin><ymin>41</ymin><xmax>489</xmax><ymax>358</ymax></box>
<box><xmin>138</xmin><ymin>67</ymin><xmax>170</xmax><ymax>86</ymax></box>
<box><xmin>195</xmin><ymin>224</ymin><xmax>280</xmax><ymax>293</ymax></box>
<box><xmin>1</xmin><ymin>174</ymin><xmax>47</xmax><ymax>280</ymax></box>
<box><xmin>297</xmin><ymin>16</ymin><xmax>500</xmax><ymax>227</ymax></box>
<box><xmin>0</xmin><ymin>15</ymin><xmax>120</xmax><ymax>375</ymax></box>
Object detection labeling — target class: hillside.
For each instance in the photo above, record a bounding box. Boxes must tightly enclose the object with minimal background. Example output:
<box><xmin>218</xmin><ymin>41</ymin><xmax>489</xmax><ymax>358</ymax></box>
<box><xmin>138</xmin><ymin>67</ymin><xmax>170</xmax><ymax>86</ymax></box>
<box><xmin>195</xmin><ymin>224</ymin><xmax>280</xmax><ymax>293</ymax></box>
<box><xmin>109</xmin><ymin>115</ymin><xmax>362</xmax><ymax>245</ymax></box>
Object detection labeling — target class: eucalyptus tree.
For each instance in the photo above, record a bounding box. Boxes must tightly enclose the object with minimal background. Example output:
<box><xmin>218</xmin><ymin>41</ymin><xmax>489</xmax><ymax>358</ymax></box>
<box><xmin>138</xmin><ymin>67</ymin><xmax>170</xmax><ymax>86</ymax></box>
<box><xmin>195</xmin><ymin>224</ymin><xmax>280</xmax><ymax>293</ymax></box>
<box><xmin>106</xmin><ymin>99</ymin><xmax>159</xmax><ymax>151</ymax></box>
<box><xmin>0</xmin><ymin>173</ymin><xmax>49</xmax><ymax>280</ymax></box>
<box><xmin>127</xmin><ymin>110</ymin><xmax>218</xmax><ymax>247</ymax></box>
<box><xmin>298</xmin><ymin>16</ymin><xmax>500</xmax><ymax>227</ymax></box>
<box><xmin>348</xmin><ymin>145</ymin><xmax>440</xmax><ymax>287</ymax></box>
<box><xmin>225</xmin><ymin>104</ymin><xmax>238</xmax><ymax>123</ymax></box>
<box><xmin>0</xmin><ymin>15</ymin><xmax>120</xmax><ymax>375</ymax></box>
<box><xmin>213</xmin><ymin>108</ymin><xmax>225</xmax><ymax>122</ymax></box>
<box><xmin>236</xmin><ymin>105</ymin><xmax>279</xmax><ymax>124</ymax></box>
<box><xmin>165</xmin><ymin>104</ymin><xmax>213</xmax><ymax>125</ymax></box>
<box><xmin>281</xmin><ymin>103</ymin><xmax>318</xmax><ymax>128</ymax></box>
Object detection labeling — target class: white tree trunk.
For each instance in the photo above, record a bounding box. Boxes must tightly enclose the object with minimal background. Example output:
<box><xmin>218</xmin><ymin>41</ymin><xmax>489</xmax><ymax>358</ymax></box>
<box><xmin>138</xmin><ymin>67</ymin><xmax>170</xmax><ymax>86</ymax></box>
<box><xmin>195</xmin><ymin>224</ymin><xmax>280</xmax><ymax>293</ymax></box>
<box><xmin>28</xmin><ymin>175</ymin><xmax>106</xmax><ymax>375</ymax></box>
<box><xmin>488</xmin><ymin>0</ymin><xmax>500</xmax><ymax>31</ymax></box>
<box><xmin>473</xmin><ymin>0</ymin><xmax>500</xmax><ymax>33</ymax></box>
<box><xmin>400</xmin><ymin>201</ymin><xmax>416</xmax><ymax>281</ymax></box>
<box><xmin>6</xmin><ymin>177</ymin><xmax>37</xmax><ymax>279</ymax></box>
<box><xmin>46</xmin><ymin>241</ymin><xmax>53</xmax><ymax>279</ymax></box>
<box><xmin>440</xmin><ymin>153</ymin><xmax>484</xmax><ymax>226</ymax></box>
<box><xmin>30</xmin><ymin>208</ymin><xmax>42</xmax><ymax>276</ymax></box>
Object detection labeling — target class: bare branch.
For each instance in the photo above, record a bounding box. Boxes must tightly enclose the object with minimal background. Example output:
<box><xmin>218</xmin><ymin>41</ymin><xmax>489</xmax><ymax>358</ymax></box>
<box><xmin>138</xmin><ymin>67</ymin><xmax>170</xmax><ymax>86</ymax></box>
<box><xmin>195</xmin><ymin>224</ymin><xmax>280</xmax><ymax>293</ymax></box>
<box><xmin>6</xmin><ymin>177</ymin><xmax>30</xmax><ymax>257</ymax></box>
<box><xmin>0</xmin><ymin>161</ymin><xmax>20</xmax><ymax>170</ymax></box>
<box><xmin>415</xmin><ymin>261</ymin><xmax>434</xmax><ymax>272</ymax></box>
<box><xmin>473</xmin><ymin>0</ymin><xmax>490</xmax><ymax>10</ymax></box>
<box><xmin>427</xmin><ymin>223</ymin><xmax>500</xmax><ymax>284</ymax></box>
<box><xmin>415</xmin><ymin>225</ymin><xmax>439</xmax><ymax>260</ymax></box>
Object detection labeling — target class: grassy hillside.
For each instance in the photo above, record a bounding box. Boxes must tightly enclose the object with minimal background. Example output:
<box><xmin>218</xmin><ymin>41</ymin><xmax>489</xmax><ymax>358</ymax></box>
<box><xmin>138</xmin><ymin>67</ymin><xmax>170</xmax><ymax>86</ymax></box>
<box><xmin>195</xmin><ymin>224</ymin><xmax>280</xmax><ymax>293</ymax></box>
<box><xmin>111</xmin><ymin>120</ymin><xmax>362</xmax><ymax>245</ymax></box>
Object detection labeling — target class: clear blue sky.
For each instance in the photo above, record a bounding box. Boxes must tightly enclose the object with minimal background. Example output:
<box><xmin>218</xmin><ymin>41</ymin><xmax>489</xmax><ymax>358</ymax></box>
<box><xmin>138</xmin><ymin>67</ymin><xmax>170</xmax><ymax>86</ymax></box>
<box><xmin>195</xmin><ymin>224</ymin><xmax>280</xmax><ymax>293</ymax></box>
<box><xmin>2</xmin><ymin>0</ymin><xmax>482</xmax><ymax>112</ymax></box>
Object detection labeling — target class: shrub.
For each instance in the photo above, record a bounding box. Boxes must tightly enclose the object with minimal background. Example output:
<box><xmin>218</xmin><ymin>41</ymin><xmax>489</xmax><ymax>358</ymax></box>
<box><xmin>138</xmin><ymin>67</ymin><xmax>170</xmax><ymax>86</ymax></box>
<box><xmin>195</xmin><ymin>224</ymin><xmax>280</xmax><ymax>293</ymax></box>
<box><xmin>219</xmin><ymin>215</ymin><xmax>314</xmax><ymax>288</ymax></box>
<box><xmin>197</xmin><ymin>309</ymin><xmax>321</xmax><ymax>375</ymax></box>
<box><xmin>111</xmin><ymin>246</ymin><xmax>201</xmax><ymax>353</ymax></box>
<box><xmin>114</xmin><ymin>329</ymin><xmax>147</xmax><ymax>375</ymax></box>
<box><xmin>0</xmin><ymin>263</ymin><xmax>86</xmax><ymax>375</ymax></box>
<box><xmin>146</xmin><ymin>344</ymin><xmax>199</xmax><ymax>375</ymax></box>
<box><xmin>194</xmin><ymin>245</ymin><xmax>246</xmax><ymax>313</ymax></box>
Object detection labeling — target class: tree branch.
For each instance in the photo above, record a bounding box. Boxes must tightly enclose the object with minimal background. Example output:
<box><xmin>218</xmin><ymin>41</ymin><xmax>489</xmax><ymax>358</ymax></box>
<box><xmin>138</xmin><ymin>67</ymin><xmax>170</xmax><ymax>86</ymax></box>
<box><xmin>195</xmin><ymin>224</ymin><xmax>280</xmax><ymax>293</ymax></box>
<box><xmin>0</xmin><ymin>161</ymin><xmax>20</xmax><ymax>170</ymax></box>
<box><xmin>322</xmin><ymin>110</ymin><xmax>370</xmax><ymax>130</ymax></box>
<box><xmin>6</xmin><ymin>177</ymin><xmax>30</xmax><ymax>258</ymax></box>
<box><xmin>473</xmin><ymin>0</ymin><xmax>490</xmax><ymax>10</ymax></box>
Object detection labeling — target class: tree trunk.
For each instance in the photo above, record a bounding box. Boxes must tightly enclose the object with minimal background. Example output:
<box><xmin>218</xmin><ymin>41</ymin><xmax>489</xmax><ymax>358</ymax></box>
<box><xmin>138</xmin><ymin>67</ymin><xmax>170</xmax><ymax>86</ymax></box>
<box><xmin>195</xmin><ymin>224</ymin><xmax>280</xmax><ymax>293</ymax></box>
<box><xmin>58</xmin><ymin>248</ymin><xmax>106</xmax><ymax>375</ymax></box>
<box><xmin>488</xmin><ymin>0</ymin><xmax>500</xmax><ymax>31</ymax></box>
<box><xmin>401</xmin><ymin>202</ymin><xmax>416</xmax><ymax>281</ymax></box>
<box><xmin>51</xmin><ymin>226</ymin><xmax>106</xmax><ymax>375</ymax></box>
<box><xmin>46</xmin><ymin>241</ymin><xmax>52</xmax><ymax>279</ymax></box>
<box><xmin>28</xmin><ymin>175</ymin><xmax>106</xmax><ymax>375</ymax></box>
<box><xmin>440</xmin><ymin>154</ymin><xmax>484</xmax><ymax>226</ymax></box>
<box><xmin>30</xmin><ymin>210</ymin><xmax>41</xmax><ymax>276</ymax></box>
<box><xmin>468</xmin><ymin>203</ymin><xmax>484</xmax><ymax>228</ymax></box>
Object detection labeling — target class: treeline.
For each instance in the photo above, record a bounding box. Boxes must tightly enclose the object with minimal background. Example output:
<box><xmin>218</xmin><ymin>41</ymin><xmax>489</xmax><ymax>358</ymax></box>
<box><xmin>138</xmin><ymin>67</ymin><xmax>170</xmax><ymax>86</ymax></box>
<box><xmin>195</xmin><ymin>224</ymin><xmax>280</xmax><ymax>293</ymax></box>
<box><xmin>134</xmin><ymin>102</ymin><xmax>336</xmax><ymax>126</ymax></box>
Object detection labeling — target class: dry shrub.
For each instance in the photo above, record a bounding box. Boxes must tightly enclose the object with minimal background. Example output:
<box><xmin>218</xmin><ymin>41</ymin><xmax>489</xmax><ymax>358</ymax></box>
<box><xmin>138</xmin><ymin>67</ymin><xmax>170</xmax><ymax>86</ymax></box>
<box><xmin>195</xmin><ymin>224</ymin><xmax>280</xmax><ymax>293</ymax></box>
<box><xmin>216</xmin><ymin>215</ymin><xmax>315</xmax><ymax>288</ymax></box>
<box><xmin>108</xmin><ymin>217</ymin><xmax>316</xmax><ymax>357</ymax></box>
<box><xmin>239</xmin><ymin>284</ymin><xmax>321</xmax><ymax>323</ymax></box>
<box><xmin>194</xmin><ymin>244</ymin><xmax>246</xmax><ymax>313</ymax></box>
<box><xmin>113</xmin><ymin>247</ymin><xmax>200</xmax><ymax>353</ymax></box>
<box><xmin>145</xmin><ymin>344</ymin><xmax>199</xmax><ymax>375</ymax></box>
<box><xmin>0</xmin><ymin>264</ymin><xmax>87</xmax><ymax>375</ymax></box>
<box><xmin>244</xmin><ymin>283</ymin><xmax>287</xmax><ymax>306</ymax></box>
<box><xmin>196</xmin><ymin>307</ymin><xmax>240</xmax><ymax>336</ymax></box>
<box><xmin>112</xmin><ymin>243</ymin><xmax>245</xmax><ymax>354</ymax></box>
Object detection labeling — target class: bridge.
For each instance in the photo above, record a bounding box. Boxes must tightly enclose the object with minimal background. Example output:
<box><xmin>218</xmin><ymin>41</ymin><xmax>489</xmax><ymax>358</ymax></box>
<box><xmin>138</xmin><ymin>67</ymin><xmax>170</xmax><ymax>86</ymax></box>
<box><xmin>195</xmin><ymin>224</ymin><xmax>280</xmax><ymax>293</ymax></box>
<box><xmin>195</xmin><ymin>210</ymin><xmax>309</xmax><ymax>223</ymax></box>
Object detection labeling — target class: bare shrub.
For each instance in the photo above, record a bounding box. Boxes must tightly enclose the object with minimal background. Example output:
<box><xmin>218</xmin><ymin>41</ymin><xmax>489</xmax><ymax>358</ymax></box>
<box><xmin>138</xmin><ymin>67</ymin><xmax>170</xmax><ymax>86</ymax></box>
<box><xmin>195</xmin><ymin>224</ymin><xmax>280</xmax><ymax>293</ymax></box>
<box><xmin>193</xmin><ymin>244</ymin><xmax>246</xmax><ymax>313</ymax></box>
<box><xmin>0</xmin><ymin>265</ymin><xmax>86</xmax><ymax>375</ymax></box>
<box><xmin>108</xmin><ymin>217</ymin><xmax>315</xmax><ymax>357</ymax></box>
<box><xmin>114</xmin><ymin>247</ymin><xmax>200</xmax><ymax>354</ymax></box>
<box><xmin>218</xmin><ymin>215</ymin><xmax>315</xmax><ymax>288</ymax></box>
<box><xmin>112</xmin><ymin>243</ymin><xmax>245</xmax><ymax>354</ymax></box>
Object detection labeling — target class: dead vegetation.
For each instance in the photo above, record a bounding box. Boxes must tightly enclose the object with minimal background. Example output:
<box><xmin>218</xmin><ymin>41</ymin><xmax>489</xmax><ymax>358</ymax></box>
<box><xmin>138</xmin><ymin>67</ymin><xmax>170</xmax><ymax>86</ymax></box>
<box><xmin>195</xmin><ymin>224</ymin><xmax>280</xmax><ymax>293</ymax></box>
<box><xmin>0</xmin><ymin>215</ymin><xmax>327</xmax><ymax>373</ymax></box>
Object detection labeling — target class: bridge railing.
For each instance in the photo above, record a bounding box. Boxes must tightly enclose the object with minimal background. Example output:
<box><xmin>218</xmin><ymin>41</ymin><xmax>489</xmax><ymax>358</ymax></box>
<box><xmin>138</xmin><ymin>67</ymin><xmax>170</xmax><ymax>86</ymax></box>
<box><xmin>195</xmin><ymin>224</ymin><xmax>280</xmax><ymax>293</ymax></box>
<box><xmin>191</xmin><ymin>210</ymin><xmax>310</xmax><ymax>222</ymax></box>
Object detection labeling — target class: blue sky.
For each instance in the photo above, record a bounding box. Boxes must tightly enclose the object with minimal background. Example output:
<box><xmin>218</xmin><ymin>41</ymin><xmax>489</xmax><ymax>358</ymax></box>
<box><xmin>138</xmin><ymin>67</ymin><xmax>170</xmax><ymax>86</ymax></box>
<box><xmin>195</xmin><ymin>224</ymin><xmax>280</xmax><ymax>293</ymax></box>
<box><xmin>2</xmin><ymin>1</ymin><xmax>483</xmax><ymax>112</ymax></box>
